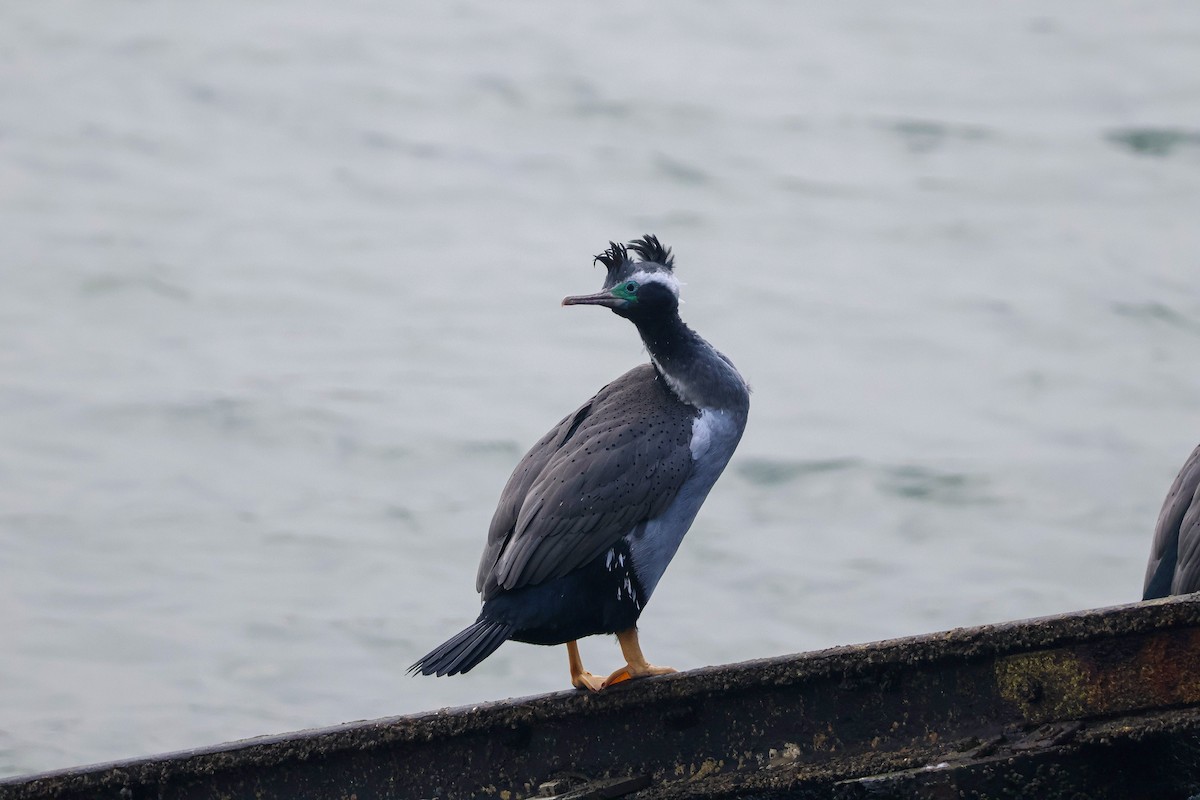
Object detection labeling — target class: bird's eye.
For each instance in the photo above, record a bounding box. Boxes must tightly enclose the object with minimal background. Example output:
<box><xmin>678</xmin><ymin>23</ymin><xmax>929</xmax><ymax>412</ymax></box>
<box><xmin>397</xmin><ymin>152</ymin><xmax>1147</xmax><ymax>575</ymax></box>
<box><xmin>624</xmin><ymin>281</ymin><xmax>639</xmax><ymax>293</ymax></box>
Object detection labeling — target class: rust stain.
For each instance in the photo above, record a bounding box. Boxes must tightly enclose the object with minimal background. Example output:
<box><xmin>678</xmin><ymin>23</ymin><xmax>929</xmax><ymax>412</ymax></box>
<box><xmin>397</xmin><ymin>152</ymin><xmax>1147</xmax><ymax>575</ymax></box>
<box><xmin>996</xmin><ymin>628</ymin><xmax>1200</xmax><ymax>724</ymax></box>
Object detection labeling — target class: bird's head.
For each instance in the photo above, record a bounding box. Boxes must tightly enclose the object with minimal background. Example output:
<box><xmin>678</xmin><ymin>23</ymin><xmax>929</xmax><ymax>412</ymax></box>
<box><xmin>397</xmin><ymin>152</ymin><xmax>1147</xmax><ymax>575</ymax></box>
<box><xmin>562</xmin><ymin>235</ymin><xmax>680</xmax><ymax>321</ymax></box>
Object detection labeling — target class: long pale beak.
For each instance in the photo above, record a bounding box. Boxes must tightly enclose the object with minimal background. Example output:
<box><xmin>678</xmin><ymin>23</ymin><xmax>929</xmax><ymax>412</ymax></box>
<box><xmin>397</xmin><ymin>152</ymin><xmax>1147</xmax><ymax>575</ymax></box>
<box><xmin>562</xmin><ymin>290</ymin><xmax>622</xmax><ymax>308</ymax></box>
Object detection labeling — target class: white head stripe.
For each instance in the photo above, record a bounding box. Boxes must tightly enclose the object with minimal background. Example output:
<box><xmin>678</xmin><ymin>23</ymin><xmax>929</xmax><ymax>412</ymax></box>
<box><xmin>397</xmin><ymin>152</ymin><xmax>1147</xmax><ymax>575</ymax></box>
<box><xmin>629</xmin><ymin>269</ymin><xmax>680</xmax><ymax>296</ymax></box>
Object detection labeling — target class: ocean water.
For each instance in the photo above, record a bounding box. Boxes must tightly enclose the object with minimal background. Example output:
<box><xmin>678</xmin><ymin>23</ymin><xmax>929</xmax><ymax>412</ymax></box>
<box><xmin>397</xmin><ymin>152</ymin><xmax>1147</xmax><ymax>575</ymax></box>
<box><xmin>2</xmin><ymin>0</ymin><xmax>1199</xmax><ymax>778</ymax></box>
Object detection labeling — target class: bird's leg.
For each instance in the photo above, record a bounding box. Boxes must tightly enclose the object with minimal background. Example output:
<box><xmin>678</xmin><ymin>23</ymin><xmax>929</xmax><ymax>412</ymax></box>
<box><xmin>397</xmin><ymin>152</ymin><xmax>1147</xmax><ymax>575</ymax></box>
<box><xmin>601</xmin><ymin>627</ymin><xmax>677</xmax><ymax>689</ymax></box>
<box><xmin>567</xmin><ymin>640</ymin><xmax>604</xmax><ymax>692</ymax></box>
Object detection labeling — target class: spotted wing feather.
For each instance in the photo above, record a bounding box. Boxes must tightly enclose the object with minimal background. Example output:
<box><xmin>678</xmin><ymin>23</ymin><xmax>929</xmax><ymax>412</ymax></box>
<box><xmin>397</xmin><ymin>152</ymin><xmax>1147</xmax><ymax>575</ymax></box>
<box><xmin>1144</xmin><ymin>443</ymin><xmax>1200</xmax><ymax>598</ymax></box>
<box><xmin>477</xmin><ymin>364</ymin><xmax>697</xmax><ymax>601</ymax></box>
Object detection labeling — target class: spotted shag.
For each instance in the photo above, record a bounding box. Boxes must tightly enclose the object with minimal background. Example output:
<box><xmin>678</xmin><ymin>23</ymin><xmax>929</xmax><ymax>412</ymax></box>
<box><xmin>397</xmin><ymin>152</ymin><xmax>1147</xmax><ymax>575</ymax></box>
<box><xmin>411</xmin><ymin>235</ymin><xmax>750</xmax><ymax>690</ymax></box>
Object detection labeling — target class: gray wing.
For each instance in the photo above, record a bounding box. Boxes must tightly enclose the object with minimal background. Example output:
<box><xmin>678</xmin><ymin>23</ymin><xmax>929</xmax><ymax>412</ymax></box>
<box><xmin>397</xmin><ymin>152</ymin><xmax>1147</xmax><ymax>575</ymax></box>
<box><xmin>476</xmin><ymin>363</ymin><xmax>697</xmax><ymax>600</ymax></box>
<box><xmin>1143</xmin><ymin>443</ymin><xmax>1200</xmax><ymax>599</ymax></box>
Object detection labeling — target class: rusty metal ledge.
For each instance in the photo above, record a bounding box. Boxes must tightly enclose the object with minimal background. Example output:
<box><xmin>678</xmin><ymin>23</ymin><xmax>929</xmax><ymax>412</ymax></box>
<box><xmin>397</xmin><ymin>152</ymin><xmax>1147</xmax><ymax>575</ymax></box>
<box><xmin>4</xmin><ymin>596</ymin><xmax>1200</xmax><ymax>800</ymax></box>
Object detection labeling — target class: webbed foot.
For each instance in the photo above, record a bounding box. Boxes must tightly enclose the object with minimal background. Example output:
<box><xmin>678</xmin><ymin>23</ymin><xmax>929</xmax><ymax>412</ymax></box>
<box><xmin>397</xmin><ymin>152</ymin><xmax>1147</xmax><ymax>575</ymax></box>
<box><xmin>566</xmin><ymin>640</ymin><xmax>604</xmax><ymax>692</ymax></box>
<box><xmin>598</xmin><ymin>628</ymin><xmax>677</xmax><ymax>688</ymax></box>
<box><xmin>600</xmin><ymin>661</ymin><xmax>677</xmax><ymax>689</ymax></box>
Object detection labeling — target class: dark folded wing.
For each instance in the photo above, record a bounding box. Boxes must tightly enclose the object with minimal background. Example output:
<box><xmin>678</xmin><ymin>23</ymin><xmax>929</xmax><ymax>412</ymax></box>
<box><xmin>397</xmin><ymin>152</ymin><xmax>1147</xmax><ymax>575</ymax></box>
<box><xmin>474</xmin><ymin>400</ymin><xmax>592</xmax><ymax>594</ymax></box>
<box><xmin>476</xmin><ymin>364</ymin><xmax>697</xmax><ymax>600</ymax></box>
<box><xmin>1171</xmin><ymin>495</ymin><xmax>1200</xmax><ymax>595</ymax></box>
<box><xmin>1144</xmin><ymin>443</ymin><xmax>1200</xmax><ymax>599</ymax></box>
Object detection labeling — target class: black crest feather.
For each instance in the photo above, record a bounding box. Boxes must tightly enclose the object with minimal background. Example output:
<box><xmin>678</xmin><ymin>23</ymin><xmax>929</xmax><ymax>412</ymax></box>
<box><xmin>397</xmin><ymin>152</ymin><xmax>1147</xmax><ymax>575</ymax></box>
<box><xmin>594</xmin><ymin>241</ymin><xmax>628</xmax><ymax>272</ymax></box>
<box><xmin>627</xmin><ymin>234</ymin><xmax>674</xmax><ymax>270</ymax></box>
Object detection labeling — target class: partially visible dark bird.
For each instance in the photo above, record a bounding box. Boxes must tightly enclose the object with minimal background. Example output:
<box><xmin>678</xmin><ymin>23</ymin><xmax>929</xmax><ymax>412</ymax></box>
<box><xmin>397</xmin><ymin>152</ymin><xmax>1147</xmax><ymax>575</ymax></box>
<box><xmin>1143</xmin><ymin>443</ymin><xmax>1200</xmax><ymax>599</ymax></box>
<box><xmin>411</xmin><ymin>235</ymin><xmax>750</xmax><ymax>690</ymax></box>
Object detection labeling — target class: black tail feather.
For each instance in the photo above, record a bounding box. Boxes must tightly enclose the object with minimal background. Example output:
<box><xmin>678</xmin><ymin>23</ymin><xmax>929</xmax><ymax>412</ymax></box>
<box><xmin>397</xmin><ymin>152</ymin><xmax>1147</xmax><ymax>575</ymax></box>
<box><xmin>409</xmin><ymin>620</ymin><xmax>514</xmax><ymax>677</ymax></box>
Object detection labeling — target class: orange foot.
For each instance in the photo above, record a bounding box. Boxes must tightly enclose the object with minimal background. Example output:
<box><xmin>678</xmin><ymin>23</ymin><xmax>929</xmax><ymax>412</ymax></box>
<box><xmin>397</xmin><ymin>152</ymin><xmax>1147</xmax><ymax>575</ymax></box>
<box><xmin>598</xmin><ymin>627</ymin><xmax>677</xmax><ymax>688</ymax></box>
<box><xmin>566</xmin><ymin>640</ymin><xmax>605</xmax><ymax>692</ymax></box>
<box><xmin>572</xmin><ymin>670</ymin><xmax>606</xmax><ymax>692</ymax></box>
<box><xmin>600</xmin><ymin>661</ymin><xmax>677</xmax><ymax>689</ymax></box>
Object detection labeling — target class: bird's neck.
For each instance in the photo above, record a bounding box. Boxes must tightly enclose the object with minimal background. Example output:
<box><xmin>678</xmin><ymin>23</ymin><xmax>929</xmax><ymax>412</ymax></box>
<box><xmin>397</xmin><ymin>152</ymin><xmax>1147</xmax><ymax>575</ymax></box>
<box><xmin>635</xmin><ymin>312</ymin><xmax>747</xmax><ymax>412</ymax></box>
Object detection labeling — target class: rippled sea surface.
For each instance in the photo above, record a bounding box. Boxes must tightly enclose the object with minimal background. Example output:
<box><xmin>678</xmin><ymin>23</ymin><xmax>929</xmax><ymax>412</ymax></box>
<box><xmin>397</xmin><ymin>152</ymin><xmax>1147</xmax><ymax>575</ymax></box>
<box><xmin>3</xmin><ymin>1</ymin><xmax>1200</xmax><ymax>778</ymax></box>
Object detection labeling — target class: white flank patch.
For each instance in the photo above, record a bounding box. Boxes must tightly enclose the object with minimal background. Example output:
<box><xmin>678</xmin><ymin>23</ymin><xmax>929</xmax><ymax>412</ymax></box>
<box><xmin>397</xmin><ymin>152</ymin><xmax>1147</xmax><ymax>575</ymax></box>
<box><xmin>690</xmin><ymin>409</ymin><xmax>721</xmax><ymax>461</ymax></box>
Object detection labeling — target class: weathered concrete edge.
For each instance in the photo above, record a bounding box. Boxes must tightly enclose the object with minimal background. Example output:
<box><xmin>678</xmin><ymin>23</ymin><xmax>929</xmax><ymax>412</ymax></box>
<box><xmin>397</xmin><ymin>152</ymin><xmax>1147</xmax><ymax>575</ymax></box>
<box><xmin>2</xmin><ymin>595</ymin><xmax>1196</xmax><ymax>795</ymax></box>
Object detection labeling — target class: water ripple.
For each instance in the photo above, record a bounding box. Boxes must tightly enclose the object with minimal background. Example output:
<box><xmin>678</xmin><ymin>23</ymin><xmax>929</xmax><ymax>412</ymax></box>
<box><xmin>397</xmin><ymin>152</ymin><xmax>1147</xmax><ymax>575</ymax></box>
<box><xmin>1106</xmin><ymin>127</ymin><xmax>1200</xmax><ymax>158</ymax></box>
<box><xmin>1111</xmin><ymin>301</ymin><xmax>1200</xmax><ymax>332</ymax></box>
<box><xmin>875</xmin><ymin>465</ymin><xmax>994</xmax><ymax>506</ymax></box>
<box><xmin>735</xmin><ymin>456</ymin><xmax>859</xmax><ymax>486</ymax></box>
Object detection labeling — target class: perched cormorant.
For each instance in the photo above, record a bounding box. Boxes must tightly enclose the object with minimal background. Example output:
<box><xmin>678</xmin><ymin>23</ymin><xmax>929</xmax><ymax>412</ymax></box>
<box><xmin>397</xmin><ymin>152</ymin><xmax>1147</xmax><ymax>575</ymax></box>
<box><xmin>1143</xmin><ymin>443</ymin><xmax>1200</xmax><ymax>599</ymax></box>
<box><xmin>411</xmin><ymin>235</ymin><xmax>750</xmax><ymax>690</ymax></box>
